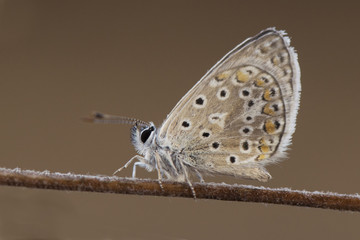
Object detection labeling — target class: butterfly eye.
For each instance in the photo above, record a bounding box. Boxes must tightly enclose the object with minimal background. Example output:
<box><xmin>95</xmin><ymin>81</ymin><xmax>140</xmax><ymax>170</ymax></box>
<box><xmin>140</xmin><ymin>126</ymin><xmax>154</xmax><ymax>143</ymax></box>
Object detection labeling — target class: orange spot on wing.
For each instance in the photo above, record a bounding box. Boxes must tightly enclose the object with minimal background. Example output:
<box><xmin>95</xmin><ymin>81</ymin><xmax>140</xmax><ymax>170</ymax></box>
<box><xmin>264</xmin><ymin>120</ymin><xmax>276</xmax><ymax>134</ymax></box>
<box><xmin>215</xmin><ymin>72</ymin><xmax>229</xmax><ymax>81</ymax></box>
<box><xmin>263</xmin><ymin>103</ymin><xmax>275</xmax><ymax>116</ymax></box>
<box><xmin>259</xmin><ymin>145</ymin><xmax>271</xmax><ymax>153</ymax></box>
<box><xmin>256</xmin><ymin>154</ymin><xmax>269</xmax><ymax>161</ymax></box>
<box><xmin>236</xmin><ymin>70</ymin><xmax>249</xmax><ymax>83</ymax></box>
<box><xmin>255</xmin><ymin>78</ymin><xmax>266</xmax><ymax>87</ymax></box>
<box><xmin>263</xmin><ymin>89</ymin><xmax>272</xmax><ymax>101</ymax></box>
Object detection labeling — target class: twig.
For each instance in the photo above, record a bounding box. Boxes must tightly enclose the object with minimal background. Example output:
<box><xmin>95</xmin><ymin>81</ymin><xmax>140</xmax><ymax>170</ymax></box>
<box><xmin>0</xmin><ymin>167</ymin><xmax>359</xmax><ymax>212</ymax></box>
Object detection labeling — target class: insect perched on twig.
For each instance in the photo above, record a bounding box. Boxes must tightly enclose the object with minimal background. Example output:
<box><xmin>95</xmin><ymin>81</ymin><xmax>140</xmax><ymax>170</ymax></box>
<box><xmin>84</xmin><ymin>28</ymin><xmax>301</xmax><ymax>198</ymax></box>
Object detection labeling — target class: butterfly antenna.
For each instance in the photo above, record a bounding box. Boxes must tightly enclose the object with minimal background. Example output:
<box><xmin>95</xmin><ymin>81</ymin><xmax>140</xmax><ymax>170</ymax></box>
<box><xmin>83</xmin><ymin>112</ymin><xmax>150</xmax><ymax>127</ymax></box>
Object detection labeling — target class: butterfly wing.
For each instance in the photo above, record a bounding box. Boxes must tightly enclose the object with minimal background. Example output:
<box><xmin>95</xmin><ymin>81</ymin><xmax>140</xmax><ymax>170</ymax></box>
<box><xmin>157</xmin><ymin>28</ymin><xmax>301</xmax><ymax>180</ymax></box>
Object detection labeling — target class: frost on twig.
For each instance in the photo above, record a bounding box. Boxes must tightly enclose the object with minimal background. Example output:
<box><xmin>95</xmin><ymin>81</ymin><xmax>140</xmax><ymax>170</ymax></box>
<box><xmin>0</xmin><ymin>167</ymin><xmax>359</xmax><ymax>212</ymax></box>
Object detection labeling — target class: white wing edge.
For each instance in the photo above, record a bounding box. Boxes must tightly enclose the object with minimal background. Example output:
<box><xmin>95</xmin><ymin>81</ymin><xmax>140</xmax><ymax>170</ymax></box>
<box><xmin>268</xmin><ymin>30</ymin><xmax>302</xmax><ymax>163</ymax></box>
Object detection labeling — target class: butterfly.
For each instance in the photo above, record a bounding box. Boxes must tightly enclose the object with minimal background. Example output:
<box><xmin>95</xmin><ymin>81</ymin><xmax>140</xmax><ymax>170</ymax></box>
<box><xmin>85</xmin><ymin>28</ymin><xmax>301</xmax><ymax>197</ymax></box>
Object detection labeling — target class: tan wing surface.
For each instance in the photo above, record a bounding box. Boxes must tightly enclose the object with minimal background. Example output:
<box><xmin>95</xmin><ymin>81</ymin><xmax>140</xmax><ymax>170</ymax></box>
<box><xmin>157</xmin><ymin>28</ymin><xmax>301</xmax><ymax>179</ymax></box>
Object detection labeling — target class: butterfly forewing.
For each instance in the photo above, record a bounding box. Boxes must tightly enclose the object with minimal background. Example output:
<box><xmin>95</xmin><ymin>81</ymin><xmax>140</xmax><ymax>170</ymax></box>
<box><xmin>157</xmin><ymin>28</ymin><xmax>300</xmax><ymax>180</ymax></box>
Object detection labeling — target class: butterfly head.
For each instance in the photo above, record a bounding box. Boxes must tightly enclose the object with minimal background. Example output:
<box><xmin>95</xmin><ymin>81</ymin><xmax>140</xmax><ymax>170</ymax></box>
<box><xmin>131</xmin><ymin>122</ymin><xmax>157</xmax><ymax>155</ymax></box>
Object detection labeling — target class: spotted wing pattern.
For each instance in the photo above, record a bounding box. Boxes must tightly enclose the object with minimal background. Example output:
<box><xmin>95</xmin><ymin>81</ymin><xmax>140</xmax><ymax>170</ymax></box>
<box><xmin>157</xmin><ymin>28</ymin><xmax>301</xmax><ymax>180</ymax></box>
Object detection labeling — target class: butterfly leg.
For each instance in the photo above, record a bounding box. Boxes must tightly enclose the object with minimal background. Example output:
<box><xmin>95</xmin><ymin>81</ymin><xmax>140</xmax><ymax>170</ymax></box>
<box><xmin>154</xmin><ymin>152</ymin><xmax>164</xmax><ymax>191</ymax></box>
<box><xmin>194</xmin><ymin>169</ymin><xmax>205</xmax><ymax>183</ymax></box>
<box><xmin>179</xmin><ymin>160</ymin><xmax>196</xmax><ymax>199</ymax></box>
<box><xmin>113</xmin><ymin>155</ymin><xmax>145</xmax><ymax>175</ymax></box>
<box><xmin>132</xmin><ymin>161</ymin><xmax>148</xmax><ymax>178</ymax></box>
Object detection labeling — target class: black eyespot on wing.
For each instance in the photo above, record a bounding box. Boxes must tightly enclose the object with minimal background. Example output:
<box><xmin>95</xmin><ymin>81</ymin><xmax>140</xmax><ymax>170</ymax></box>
<box><xmin>273</xmin><ymin>104</ymin><xmax>279</xmax><ymax>111</ymax></box>
<box><xmin>140</xmin><ymin>126</ymin><xmax>155</xmax><ymax>143</ymax></box>
<box><xmin>182</xmin><ymin>121</ymin><xmax>190</xmax><ymax>128</ymax></box>
<box><xmin>248</xmin><ymin>100</ymin><xmax>254</xmax><ymax>107</ymax></box>
<box><xmin>242</xmin><ymin>141</ymin><xmax>249</xmax><ymax>151</ymax></box>
<box><xmin>243</xmin><ymin>128</ymin><xmax>250</xmax><ymax>134</ymax></box>
<box><xmin>274</xmin><ymin>120</ymin><xmax>280</xmax><ymax>129</ymax></box>
<box><xmin>202</xmin><ymin>132</ymin><xmax>210</xmax><ymax>137</ymax></box>
<box><xmin>270</xmin><ymin>88</ymin><xmax>276</xmax><ymax>96</ymax></box>
<box><xmin>212</xmin><ymin>142</ymin><xmax>220</xmax><ymax>149</ymax></box>
<box><xmin>220</xmin><ymin>90</ymin><xmax>226</xmax><ymax>97</ymax></box>
<box><xmin>242</xmin><ymin>90</ymin><xmax>250</xmax><ymax>96</ymax></box>
<box><xmin>230</xmin><ymin>156</ymin><xmax>236</xmax><ymax>163</ymax></box>
<box><xmin>196</xmin><ymin>97</ymin><xmax>204</xmax><ymax>105</ymax></box>
<box><xmin>246</xmin><ymin>116</ymin><xmax>252</xmax><ymax>121</ymax></box>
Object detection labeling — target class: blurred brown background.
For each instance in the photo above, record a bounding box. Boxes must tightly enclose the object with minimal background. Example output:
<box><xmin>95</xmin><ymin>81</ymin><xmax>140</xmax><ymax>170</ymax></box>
<box><xmin>0</xmin><ymin>1</ymin><xmax>359</xmax><ymax>239</ymax></box>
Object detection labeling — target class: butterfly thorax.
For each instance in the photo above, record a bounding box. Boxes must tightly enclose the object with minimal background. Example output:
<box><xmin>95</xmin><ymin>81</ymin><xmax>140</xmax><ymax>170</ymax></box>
<box><xmin>131</xmin><ymin>122</ymin><xmax>187</xmax><ymax>181</ymax></box>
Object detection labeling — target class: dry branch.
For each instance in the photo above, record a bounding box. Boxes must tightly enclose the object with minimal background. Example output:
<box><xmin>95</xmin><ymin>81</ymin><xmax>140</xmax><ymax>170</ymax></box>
<box><xmin>0</xmin><ymin>167</ymin><xmax>359</xmax><ymax>212</ymax></box>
